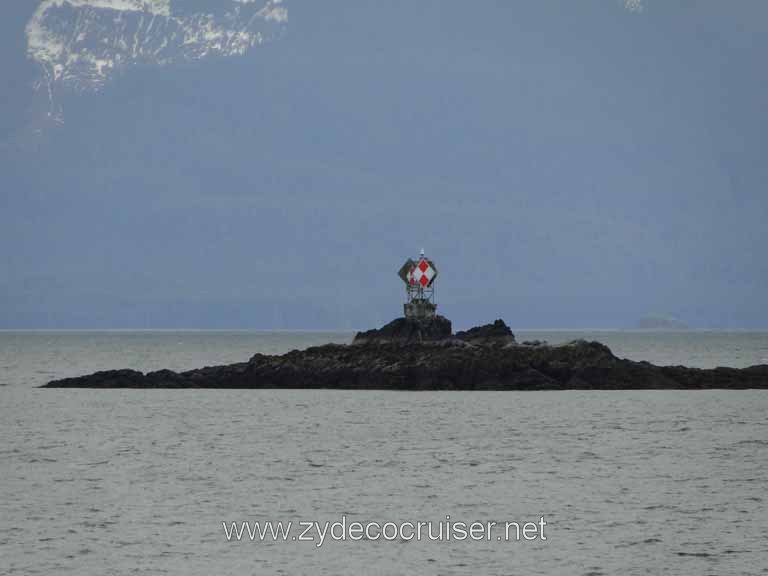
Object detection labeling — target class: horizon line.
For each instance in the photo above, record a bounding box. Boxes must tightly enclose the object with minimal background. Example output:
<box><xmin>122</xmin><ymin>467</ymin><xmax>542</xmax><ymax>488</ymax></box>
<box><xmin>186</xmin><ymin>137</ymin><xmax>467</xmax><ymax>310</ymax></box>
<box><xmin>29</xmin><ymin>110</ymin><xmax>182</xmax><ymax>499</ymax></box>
<box><xmin>2</xmin><ymin>327</ymin><xmax>768</xmax><ymax>333</ymax></box>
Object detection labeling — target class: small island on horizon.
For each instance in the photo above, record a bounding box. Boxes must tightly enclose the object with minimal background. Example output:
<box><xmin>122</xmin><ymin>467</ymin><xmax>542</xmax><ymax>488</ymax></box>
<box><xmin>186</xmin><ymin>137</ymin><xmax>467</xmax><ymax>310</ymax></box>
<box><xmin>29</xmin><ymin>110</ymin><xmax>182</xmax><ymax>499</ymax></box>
<box><xmin>42</xmin><ymin>253</ymin><xmax>768</xmax><ymax>390</ymax></box>
<box><xmin>42</xmin><ymin>316</ymin><xmax>768</xmax><ymax>390</ymax></box>
<box><xmin>636</xmin><ymin>314</ymin><xmax>690</xmax><ymax>330</ymax></box>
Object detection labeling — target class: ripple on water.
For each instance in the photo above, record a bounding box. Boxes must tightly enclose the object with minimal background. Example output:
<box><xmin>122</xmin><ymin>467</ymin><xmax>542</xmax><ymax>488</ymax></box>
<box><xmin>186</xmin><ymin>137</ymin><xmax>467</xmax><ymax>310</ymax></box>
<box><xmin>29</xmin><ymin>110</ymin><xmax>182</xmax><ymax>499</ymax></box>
<box><xmin>1</xmin><ymin>383</ymin><xmax>767</xmax><ymax>574</ymax></box>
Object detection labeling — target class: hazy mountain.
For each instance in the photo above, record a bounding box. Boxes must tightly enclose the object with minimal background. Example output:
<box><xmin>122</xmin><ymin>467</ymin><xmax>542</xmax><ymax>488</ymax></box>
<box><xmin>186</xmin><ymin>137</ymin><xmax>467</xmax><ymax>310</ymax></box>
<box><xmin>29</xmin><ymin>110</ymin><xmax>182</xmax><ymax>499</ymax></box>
<box><xmin>26</xmin><ymin>0</ymin><xmax>286</xmax><ymax>122</ymax></box>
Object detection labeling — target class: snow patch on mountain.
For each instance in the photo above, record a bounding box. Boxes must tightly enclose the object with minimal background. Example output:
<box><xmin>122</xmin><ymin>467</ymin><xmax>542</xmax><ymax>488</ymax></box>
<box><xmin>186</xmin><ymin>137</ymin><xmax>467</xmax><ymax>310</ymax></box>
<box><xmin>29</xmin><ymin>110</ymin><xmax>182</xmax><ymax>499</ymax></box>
<box><xmin>26</xmin><ymin>0</ymin><xmax>287</xmax><ymax>122</ymax></box>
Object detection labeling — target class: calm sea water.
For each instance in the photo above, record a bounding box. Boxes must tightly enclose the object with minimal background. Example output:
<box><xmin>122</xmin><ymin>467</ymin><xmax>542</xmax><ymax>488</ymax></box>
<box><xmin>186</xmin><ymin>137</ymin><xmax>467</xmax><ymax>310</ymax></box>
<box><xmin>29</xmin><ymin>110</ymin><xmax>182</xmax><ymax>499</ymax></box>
<box><xmin>1</xmin><ymin>331</ymin><xmax>767</xmax><ymax>575</ymax></box>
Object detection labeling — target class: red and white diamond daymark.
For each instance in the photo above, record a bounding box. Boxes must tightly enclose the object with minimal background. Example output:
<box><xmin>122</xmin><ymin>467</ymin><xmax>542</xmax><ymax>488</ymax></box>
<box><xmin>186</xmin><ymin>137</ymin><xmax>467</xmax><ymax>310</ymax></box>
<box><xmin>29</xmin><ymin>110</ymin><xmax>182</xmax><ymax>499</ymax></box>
<box><xmin>410</xmin><ymin>258</ymin><xmax>435</xmax><ymax>287</ymax></box>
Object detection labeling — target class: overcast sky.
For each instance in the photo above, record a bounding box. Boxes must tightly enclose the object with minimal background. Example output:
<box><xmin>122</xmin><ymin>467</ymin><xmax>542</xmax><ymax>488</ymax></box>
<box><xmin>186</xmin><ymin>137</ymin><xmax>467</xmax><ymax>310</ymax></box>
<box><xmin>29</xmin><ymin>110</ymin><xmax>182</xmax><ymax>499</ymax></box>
<box><xmin>1</xmin><ymin>1</ymin><xmax>766</xmax><ymax>329</ymax></box>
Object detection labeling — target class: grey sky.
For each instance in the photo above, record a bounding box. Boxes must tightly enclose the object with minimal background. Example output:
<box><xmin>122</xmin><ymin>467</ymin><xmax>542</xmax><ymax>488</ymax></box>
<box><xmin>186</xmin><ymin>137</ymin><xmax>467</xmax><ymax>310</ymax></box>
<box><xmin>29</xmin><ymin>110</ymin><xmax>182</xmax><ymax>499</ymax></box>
<box><xmin>1</xmin><ymin>1</ymin><xmax>766</xmax><ymax>329</ymax></box>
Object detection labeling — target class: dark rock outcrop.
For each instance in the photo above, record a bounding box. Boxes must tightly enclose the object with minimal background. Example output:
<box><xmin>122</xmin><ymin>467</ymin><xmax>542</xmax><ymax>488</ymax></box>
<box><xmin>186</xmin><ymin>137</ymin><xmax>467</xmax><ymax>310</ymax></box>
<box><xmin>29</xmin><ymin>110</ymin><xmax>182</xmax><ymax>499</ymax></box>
<box><xmin>42</xmin><ymin>319</ymin><xmax>768</xmax><ymax>390</ymax></box>
<box><xmin>455</xmin><ymin>319</ymin><xmax>515</xmax><ymax>346</ymax></box>
<box><xmin>353</xmin><ymin>315</ymin><xmax>452</xmax><ymax>344</ymax></box>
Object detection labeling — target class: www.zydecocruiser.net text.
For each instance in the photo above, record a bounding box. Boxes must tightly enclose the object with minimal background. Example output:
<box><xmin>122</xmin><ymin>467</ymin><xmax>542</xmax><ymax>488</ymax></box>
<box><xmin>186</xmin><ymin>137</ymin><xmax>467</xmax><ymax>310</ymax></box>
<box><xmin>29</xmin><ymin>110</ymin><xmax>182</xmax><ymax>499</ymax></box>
<box><xmin>223</xmin><ymin>516</ymin><xmax>547</xmax><ymax>547</ymax></box>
